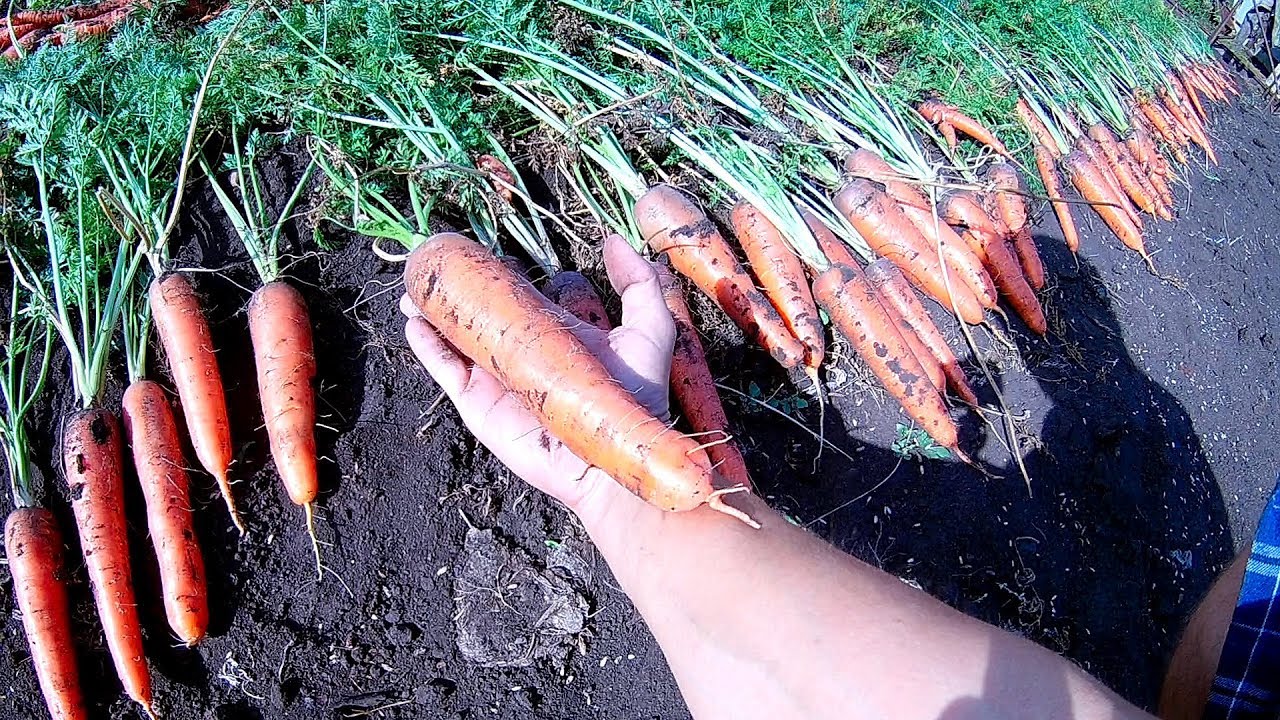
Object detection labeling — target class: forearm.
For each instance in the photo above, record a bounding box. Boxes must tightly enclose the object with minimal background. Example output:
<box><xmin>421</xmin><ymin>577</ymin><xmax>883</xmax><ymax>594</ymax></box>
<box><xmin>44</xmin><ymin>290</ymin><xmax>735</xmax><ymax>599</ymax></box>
<box><xmin>581</xmin><ymin>491</ymin><xmax>1151</xmax><ymax>720</ymax></box>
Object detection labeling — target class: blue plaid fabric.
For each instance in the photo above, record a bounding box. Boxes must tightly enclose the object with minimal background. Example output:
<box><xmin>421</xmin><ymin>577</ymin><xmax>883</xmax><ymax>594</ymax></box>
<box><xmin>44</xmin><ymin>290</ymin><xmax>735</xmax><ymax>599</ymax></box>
<box><xmin>1205</xmin><ymin>482</ymin><xmax>1280</xmax><ymax>720</ymax></box>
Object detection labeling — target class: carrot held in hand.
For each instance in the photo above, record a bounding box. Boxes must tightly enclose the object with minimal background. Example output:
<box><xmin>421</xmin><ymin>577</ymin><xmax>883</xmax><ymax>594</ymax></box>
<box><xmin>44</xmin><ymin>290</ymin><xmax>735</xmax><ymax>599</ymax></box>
<box><xmin>865</xmin><ymin>260</ymin><xmax>978</xmax><ymax>406</ymax></box>
<box><xmin>730</xmin><ymin>202</ymin><xmax>825</xmax><ymax>388</ymax></box>
<box><xmin>635</xmin><ymin>185</ymin><xmax>807</xmax><ymax>372</ymax></box>
<box><xmin>149</xmin><ymin>273</ymin><xmax>242</xmax><ymax>533</ymax></box>
<box><xmin>812</xmin><ymin>265</ymin><xmax>962</xmax><ymax>453</ymax></box>
<box><xmin>122</xmin><ymin>380</ymin><xmax>209</xmax><ymax>646</ymax></box>
<box><xmin>544</xmin><ymin>271</ymin><xmax>612</xmax><ymax>332</ymax></box>
<box><xmin>63</xmin><ymin>409</ymin><xmax>155</xmax><ymax>719</ymax></box>
<box><xmin>657</xmin><ymin>264</ymin><xmax>753</xmax><ymax>491</ymax></box>
<box><xmin>405</xmin><ymin>233</ymin><xmax>757</xmax><ymax>524</ymax></box>
<box><xmin>5</xmin><ymin>508</ymin><xmax>86</xmax><ymax>720</ymax></box>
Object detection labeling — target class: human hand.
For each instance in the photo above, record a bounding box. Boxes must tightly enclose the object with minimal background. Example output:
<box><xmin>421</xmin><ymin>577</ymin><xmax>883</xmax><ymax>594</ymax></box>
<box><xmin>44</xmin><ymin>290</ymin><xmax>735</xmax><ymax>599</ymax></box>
<box><xmin>400</xmin><ymin>234</ymin><xmax>675</xmax><ymax>525</ymax></box>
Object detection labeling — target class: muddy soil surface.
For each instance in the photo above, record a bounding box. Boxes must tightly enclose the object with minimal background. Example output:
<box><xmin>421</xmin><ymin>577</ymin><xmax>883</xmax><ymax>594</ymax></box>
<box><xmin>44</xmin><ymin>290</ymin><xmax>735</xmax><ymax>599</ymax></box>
<box><xmin>2</xmin><ymin>91</ymin><xmax>1280</xmax><ymax>719</ymax></box>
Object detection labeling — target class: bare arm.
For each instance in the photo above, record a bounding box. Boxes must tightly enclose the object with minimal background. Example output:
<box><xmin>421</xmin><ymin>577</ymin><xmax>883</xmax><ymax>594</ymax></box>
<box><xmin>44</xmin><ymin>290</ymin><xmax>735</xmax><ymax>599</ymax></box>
<box><xmin>403</xmin><ymin>235</ymin><xmax>1152</xmax><ymax>720</ymax></box>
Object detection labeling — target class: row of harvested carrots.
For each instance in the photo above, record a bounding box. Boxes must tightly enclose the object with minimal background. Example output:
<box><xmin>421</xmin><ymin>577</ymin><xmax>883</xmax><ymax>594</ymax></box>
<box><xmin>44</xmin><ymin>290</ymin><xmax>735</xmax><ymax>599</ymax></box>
<box><xmin>9</xmin><ymin>272</ymin><xmax>318</xmax><ymax>720</ymax></box>
<box><xmin>0</xmin><ymin>0</ymin><xmax>138</xmax><ymax>59</ymax></box>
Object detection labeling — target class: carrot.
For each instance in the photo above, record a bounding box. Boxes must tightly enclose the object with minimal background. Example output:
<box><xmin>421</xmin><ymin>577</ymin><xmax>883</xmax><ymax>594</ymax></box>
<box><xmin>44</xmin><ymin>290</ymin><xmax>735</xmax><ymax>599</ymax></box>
<box><xmin>5</xmin><ymin>508</ymin><xmax>86</xmax><ymax>720</ymax></box>
<box><xmin>1062</xmin><ymin>151</ymin><xmax>1154</xmax><ymax>271</ymax></box>
<box><xmin>844</xmin><ymin>150</ymin><xmax>996</xmax><ymax>308</ymax></box>
<box><xmin>730</xmin><ymin>202</ymin><xmax>825</xmax><ymax>386</ymax></box>
<box><xmin>247</xmin><ymin>282</ymin><xmax>320</xmax><ymax>548</ymax></box>
<box><xmin>122</xmin><ymin>380</ymin><xmax>208</xmax><ymax>646</ymax></box>
<box><xmin>1033</xmin><ymin>144</ymin><xmax>1081</xmax><ymax>253</ymax></box>
<box><xmin>1161</xmin><ymin>86</ymin><xmax>1216</xmax><ymax>164</ymax></box>
<box><xmin>865</xmin><ymin>259</ymin><xmax>978</xmax><ymax>406</ymax></box>
<box><xmin>833</xmin><ymin>179</ymin><xmax>985</xmax><ymax>325</ymax></box>
<box><xmin>802</xmin><ymin>210</ymin><xmax>859</xmax><ymax>269</ymax></box>
<box><xmin>1087</xmin><ymin>123</ymin><xmax>1159</xmax><ymax>216</ymax></box>
<box><xmin>940</xmin><ymin>191</ymin><xmax>1002</xmax><ymax>257</ymax></box>
<box><xmin>544</xmin><ymin>271</ymin><xmax>612</xmax><ymax>332</ymax></box>
<box><xmin>812</xmin><ymin>265</ymin><xmax>961</xmax><ymax>452</ymax></box>
<box><xmin>657</xmin><ymin>264</ymin><xmax>753</xmax><ymax>491</ymax></box>
<box><xmin>1076</xmin><ymin>136</ymin><xmax>1143</xmax><ymax>229</ymax></box>
<box><xmin>986</xmin><ymin>165</ymin><xmax>1046</xmax><ymax>290</ymax></box>
<box><xmin>404</xmin><ymin>232</ymin><xmax>756</xmax><ymax>523</ymax></box>
<box><xmin>938</xmin><ymin>121</ymin><xmax>958</xmax><ymax>153</ymax></box>
<box><xmin>1176</xmin><ymin>69</ymin><xmax>1208</xmax><ymax>123</ymax></box>
<box><xmin>635</xmin><ymin>185</ymin><xmax>807</xmax><ymax>371</ymax></box>
<box><xmin>1017</xmin><ymin>98</ymin><xmax>1061</xmax><ymax>156</ymax></box>
<box><xmin>1137</xmin><ymin>99</ymin><xmax>1188</xmax><ymax>164</ymax></box>
<box><xmin>149</xmin><ymin>273</ymin><xmax>242</xmax><ymax>533</ymax></box>
<box><xmin>62</xmin><ymin>409</ymin><xmax>155</xmax><ymax>718</ymax></box>
<box><xmin>476</xmin><ymin>153</ymin><xmax>516</xmax><ymax>204</ymax></box>
<box><xmin>970</xmin><ymin>228</ymin><xmax>1047</xmax><ymax>335</ymax></box>
<box><xmin>917</xmin><ymin>100</ymin><xmax>1014</xmax><ymax>159</ymax></box>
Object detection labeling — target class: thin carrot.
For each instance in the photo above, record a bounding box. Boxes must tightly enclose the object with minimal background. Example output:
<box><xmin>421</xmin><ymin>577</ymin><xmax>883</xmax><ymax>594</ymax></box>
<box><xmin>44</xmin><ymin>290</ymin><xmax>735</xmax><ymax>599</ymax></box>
<box><xmin>544</xmin><ymin>271</ymin><xmax>612</xmax><ymax>332</ymax></box>
<box><xmin>1161</xmin><ymin>86</ymin><xmax>1217</xmax><ymax>164</ymax></box>
<box><xmin>1017</xmin><ymin>98</ymin><xmax>1061</xmax><ymax>156</ymax></box>
<box><xmin>1033</xmin><ymin>144</ymin><xmax>1081</xmax><ymax>253</ymax></box>
<box><xmin>986</xmin><ymin>165</ymin><xmax>1046</xmax><ymax>291</ymax></box>
<box><xmin>1137</xmin><ymin>99</ymin><xmax>1188</xmax><ymax>164</ymax></box>
<box><xmin>865</xmin><ymin>259</ymin><xmax>978</xmax><ymax>406</ymax></box>
<box><xmin>1176</xmin><ymin>69</ymin><xmax>1208</xmax><ymax>123</ymax></box>
<box><xmin>62</xmin><ymin>409</ymin><xmax>155</xmax><ymax>719</ymax></box>
<box><xmin>149</xmin><ymin>273</ymin><xmax>242</xmax><ymax>533</ymax></box>
<box><xmin>730</xmin><ymin>202</ymin><xmax>825</xmax><ymax>386</ymax></box>
<box><xmin>1062</xmin><ymin>151</ymin><xmax>1154</xmax><ymax>271</ymax></box>
<box><xmin>5</xmin><ymin>508</ymin><xmax>86</xmax><ymax>720</ymax></box>
<box><xmin>657</xmin><ymin>264</ymin><xmax>753</xmax><ymax>491</ymax></box>
<box><xmin>917</xmin><ymin>100</ymin><xmax>1014</xmax><ymax>159</ymax></box>
<box><xmin>802</xmin><ymin>210</ymin><xmax>859</xmax><ymax>269</ymax></box>
<box><xmin>833</xmin><ymin>179</ymin><xmax>986</xmax><ymax>325</ymax></box>
<box><xmin>812</xmin><ymin>265</ymin><xmax>961</xmax><ymax>452</ymax></box>
<box><xmin>969</xmin><ymin>228</ymin><xmax>1047</xmax><ymax>336</ymax></box>
<box><xmin>635</xmin><ymin>185</ymin><xmax>807</xmax><ymax>371</ymax></box>
<box><xmin>122</xmin><ymin>380</ymin><xmax>208</xmax><ymax>647</ymax></box>
<box><xmin>404</xmin><ymin>232</ymin><xmax>755</xmax><ymax>523</ymax></box>
<box><xmin>475</xmin><ymin>153</ymin><xmax>516</xmax><ymax>204</ymax></box>
<box><xmin>1087</xmin><ymin>123</ymin><xmax>1159</xmax><ymax>216</ymax></box>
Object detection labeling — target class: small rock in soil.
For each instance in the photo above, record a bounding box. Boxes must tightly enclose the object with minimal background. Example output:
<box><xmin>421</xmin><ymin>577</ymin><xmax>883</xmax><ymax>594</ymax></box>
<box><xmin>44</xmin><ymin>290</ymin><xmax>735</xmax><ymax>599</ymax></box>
<box><xmin>453</xmin><ymin>527</ymin><xmax>587</xmax><ymax>668</ymax></box>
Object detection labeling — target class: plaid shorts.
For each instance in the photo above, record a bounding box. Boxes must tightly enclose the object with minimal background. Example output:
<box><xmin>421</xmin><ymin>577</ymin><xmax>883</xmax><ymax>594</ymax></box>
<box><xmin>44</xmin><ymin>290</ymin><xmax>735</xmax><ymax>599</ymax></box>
<box><xmin>1205</xmin><ymin>480</ymin><xmax>1280</xmax><ymax>719</ymax></box>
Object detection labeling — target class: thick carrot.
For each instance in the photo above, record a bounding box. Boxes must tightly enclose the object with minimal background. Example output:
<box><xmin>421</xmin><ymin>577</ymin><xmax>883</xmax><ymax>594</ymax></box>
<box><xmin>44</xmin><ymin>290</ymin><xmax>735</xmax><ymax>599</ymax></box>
<box><xmin>1017</xmin><ymin>98</ymin><xmax>1061</xmax><ymax>156</ymax></box>
<box><xmin>940</xmin><ymin>191</ymin><xmax>1002</xmax><ymax>257</ymax></box>
<box><xmin>730</xmin><ymin>202</ymin><xmax>825</xmax><ymax>383</ymax></box>
<box><xmin>1176</xmin><ymin>69</ymin><xmax>1208</xmax><ymax>123</ymax></box>
<box><xmin>247</xmin><ymin>282</ymin><xmax>318</xmax><ymax>513</ymax></box>
<box><xmin>917</xmin><ymin>100</ymin><xmax>1014</xmax><ymax>159</ymax></box>
<box><xmin>802</xmin><ymin>210</ymin><xmax>860</xmax><ymax>269</ymax></box>
<box><xmin>5</xmin><ymin>508</ymin><xmax>86</xmax><ymax>720</ymax></box>
<box><xmin>1087</xmin><ymin>123</ymin><xmax>1159</xmax><ymax>216</ymax></box>
<box><xmin>969</xmin><ymin>229</ymin><xmax>1047</xmax><ymax>336</ymax></box>
<box><xmin>544</xmin><ymin>271</ymin><xmax>612</xmax><ymax>332</ymax></box>
<box><xmin>404</xmin><ymin>233</ymin><xmax>755</xmax><ymax>522</ymax></box>
<box><xmin>1076</xmin><ymin>136</ymin><xmax>1143</xmax><ymax>229</ymax></box>
<box><xmin>811</xmin><ymin>265</ymin><xmax>960</xmax><ymax>451</ymax></box>
<box><xmin>148</xmin><ymin>273</ymin><xmax>242</xmax><ymax>533</ymax></box>
<box><xmin>986</xmin><ymin>165</ymin><xmax>1046</xmax><ymax>290</ymax></box>
<box><xmin>844</xmin><ymin>150</ymin><xmax>997</xmax><ymax>307</ymax></box>
<box><xmin>1062</xmin><ymin>151</ymin><xmax>1153</xmax><ymax>270</ymax></box>
<box><xmin>62</xmin><ymin>409</ymin><xmax>155</xmax><ymax>718</ymax></box>
<box><xmin>657</xmin><ymin>264</ymin><xmax>753</xmax><ymax>491</ymax></box>
<box><xmin>635</xmin><ymin>185</ymin><xmax>807</xmax><ymax>371</ymax></box>
<box><xmin>865</xmin><ymin>259</ymin><xmax>977</xmax><ymax>406</ymax></box>
<box><xmin>833</xmin><ymin>179</ymin><xmax>986</xmax><ymax>325</ymax></box>
<box><xmin>122</xmin><ymin>380</ymin><xmax>209</xmax><ymax>646</ymax></box>
<box><xmin>1033</xmin><ymin>144</ymin><xmax>1081</xmax><ymax>253</ymax></box>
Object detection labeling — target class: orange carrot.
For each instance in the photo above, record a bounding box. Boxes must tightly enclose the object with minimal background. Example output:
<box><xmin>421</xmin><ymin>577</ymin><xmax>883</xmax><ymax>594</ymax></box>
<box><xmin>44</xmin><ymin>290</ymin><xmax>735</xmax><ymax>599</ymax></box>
<box><xmin>970</xmin><ymin>229</ymin><xmax>1047</xmax><ymax>336</ymax></box>
<box><xmin>917</xmin><ymin>100</ymin><xmax>1014</xmax><ymax>159</ymax></box>
<box><xmin>812</xmin><ymin>265</ymin><xmax>961</xmax><ymax>451</ymax></box>
<box><xmin>730</xmin><ymin>202</ymin><xmax>825</xmax><ymax>385</ymax></box>
<box><xmin>404</xmin><ymin>232</ymin><xmax>755</xmax><ymax>522</ymax></box>
<box><xmin>476</xmin><ymin>153</ymin><xmax>516</xmax><ymax>204</ymax></box>
<box><xmin>1087</xmin><ymin>123</ymin><xmax>1159</xmax><ymax>216</ymax></box>
<box><xmin>1161</xmin><ymin>86</ymin><xmax>1217</xmax><ymax>164</ymax></box>
<box><xmin>1076</xmin><ymin>136</ymin><xmax>1143</xmax><ymax>229</ymax></box>
<box><xmin>986</xmin><ymin>165</ymin><xmax>1046</xmax><ymax>290</ymax></box>
<box><xmin>5</xmin><ymin>508</ymin><xmax>86</xmax><ymax>720</ymax></box>
<box><xmin>1033</xmin><ymin>144</ymin><xmax>1081</xmax><ymax>253</ymax></box>
<box><xmin>865</xmin><ymin>259</ymin><xmax>978</xmax><ymax>405</ymax></box>
<box><xmin>247</xmin><ymin>282</ymin><xmax>319</xmax><ymax>530</ymax></box>
<box><xmin>833</xmin><ymin>179</ymin><xmax>986</xmax><ymax>325</ymax></box>
<box><xmin>122</xmin><ymin>380</ymin><xmax>208</xmax><ymax>647</ymax></box>
<box><xmin>1017</xmin><ymin>98</ymin><xmax>1061</xmax><ymax>156</ymax></box>
<box><xmin>148</xmin><ymin>273</ymin><xmax>242</xmax><ymax>533</ymax></box>
<box><xmin>844</xmin><ymin>150</ymin><xmax>997</xmax><ymax>307</ymax></box>
<box><xmin>1137</xmin><ymin>99</ymin><xmax>1188</xmax><ymax>163</ymax></box>
<box><xmin>802</xmin><ymin>210</ymin><xmax>860</xmax><ymax>269</ymax></box>
<box><xmin>1062</xmin><ymin>151</ymin><xmax>1153</xmax><ymax>270</ymax></box>
<box><xmin>940</xmin><ymin>191</ymin><xmax>1002</xmax><ymax>257</ymax></box>
<box><xmin>544</xmin><ymin>271</ymin><xmax>612</xmax><ymax>332</ymax></box>
<box><xmin>62</xmin><ymin>409</ymin><xmax>155</xmax><ymax>718</ymax></box>
<box><xmin>635</xmin><ymin>185</ymin><xmax>807</xmax><ymax>371</ymax></box>
<box><xmin>1176</xmin><ymin>69</ymin><xmax>1208</xmax><ymax>123</ymax></box>
<box><xmin>657</xmin><ymin>264</ymin><xmax>753</xmax><ymax>491</ymax></box>
<box><xmin>938</xmin><ymin>121</ymin><xmax>958</xmax><ymax>153</ymax></box>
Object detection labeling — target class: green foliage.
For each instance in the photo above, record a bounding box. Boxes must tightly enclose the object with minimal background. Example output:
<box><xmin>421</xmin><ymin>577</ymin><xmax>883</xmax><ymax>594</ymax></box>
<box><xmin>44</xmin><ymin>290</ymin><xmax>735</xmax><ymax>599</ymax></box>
<box><xmin>891</xmin><ymin>423</ymin><xmax>951</xmax><ymax>461</ymax></box>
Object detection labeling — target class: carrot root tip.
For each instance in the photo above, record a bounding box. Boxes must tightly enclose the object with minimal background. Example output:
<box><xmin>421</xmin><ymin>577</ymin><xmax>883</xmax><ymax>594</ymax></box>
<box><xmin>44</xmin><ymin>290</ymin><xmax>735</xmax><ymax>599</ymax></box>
<box><xmin>706</xmin><ymin>486</ymin><xmax>761</xmax><ymax>529</ymax></box>
<box><xmin>305</xmin><ymin>503</ymin><xmax>323</xmax><ymax>581</ymax></box>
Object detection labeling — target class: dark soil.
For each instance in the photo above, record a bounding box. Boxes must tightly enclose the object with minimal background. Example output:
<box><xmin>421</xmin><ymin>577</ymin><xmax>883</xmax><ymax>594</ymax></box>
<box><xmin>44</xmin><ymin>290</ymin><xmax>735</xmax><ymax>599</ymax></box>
<box><xmin>3</xmin><ymin>90</ymin><xmax>1280</xmax><ymax>720</ymax></box>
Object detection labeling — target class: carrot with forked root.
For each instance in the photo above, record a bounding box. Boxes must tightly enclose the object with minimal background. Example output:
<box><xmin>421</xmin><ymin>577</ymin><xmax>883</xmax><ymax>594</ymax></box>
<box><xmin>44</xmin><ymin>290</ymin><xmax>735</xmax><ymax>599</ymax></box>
<box><xmin>406</xmin><ymin>232</ymin><xmax>755</xmax><ymax>522</ymax></box>
<box><xmin>730</xmin><ymin>202</ymin><xmax>825</xmax><ymax>388</ymax></box>
<box><xmin>635</xmin><ymin>185</ymin><xmax>807</xmax><ymax>372</ymax></box>
<box><xmin>657</xmin><ymin>265</ymin><xmax>753</xmax><ymax>491</ymax></box>
<box><xmin>917</xmin><ymin>100</ymin><xmax>1014</xmax><ymax>159</ymax></box>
